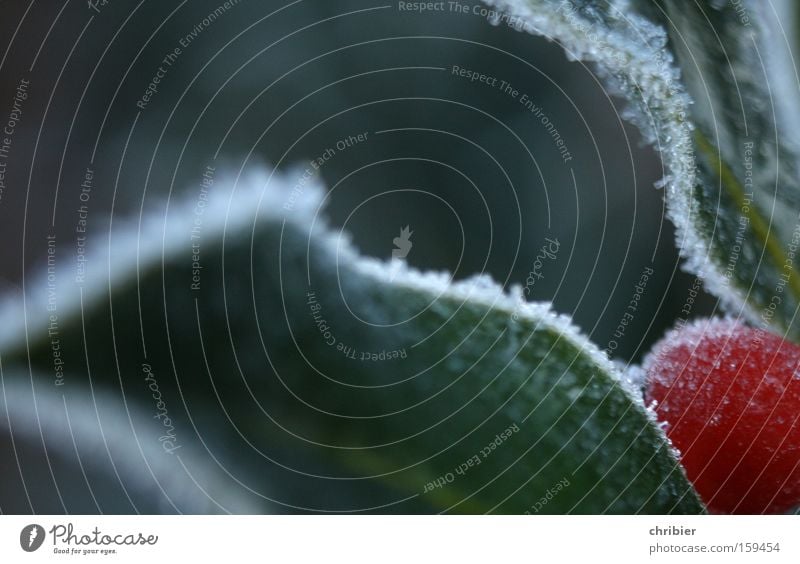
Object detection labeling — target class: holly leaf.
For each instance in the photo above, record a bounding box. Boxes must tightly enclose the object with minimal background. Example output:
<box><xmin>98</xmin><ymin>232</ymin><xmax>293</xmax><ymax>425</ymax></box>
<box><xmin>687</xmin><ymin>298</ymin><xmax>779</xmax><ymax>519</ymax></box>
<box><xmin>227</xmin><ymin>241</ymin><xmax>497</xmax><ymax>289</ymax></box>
<box><xmin>484</xmin><ymin>0</ymin><xmax>800</xmax><ymax>339</ymax></box>
<box><xmin>0</xmin><ymin>167</ymin><xmax>703</xmax><ymax>513</ymax></box>
<box><xmin>654</xmin><ymin>0</ymin><xmax>800</xmax><ymax>338</ymax></box>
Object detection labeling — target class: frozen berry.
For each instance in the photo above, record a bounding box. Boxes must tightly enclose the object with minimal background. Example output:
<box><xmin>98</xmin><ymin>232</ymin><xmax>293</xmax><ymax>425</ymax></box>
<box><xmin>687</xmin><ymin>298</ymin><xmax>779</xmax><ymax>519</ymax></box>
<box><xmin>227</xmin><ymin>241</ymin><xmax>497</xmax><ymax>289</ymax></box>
<box><xmin>643</xmin><ymin>318</ymin><xmax>800</xmax><ymax>514</ymax></box>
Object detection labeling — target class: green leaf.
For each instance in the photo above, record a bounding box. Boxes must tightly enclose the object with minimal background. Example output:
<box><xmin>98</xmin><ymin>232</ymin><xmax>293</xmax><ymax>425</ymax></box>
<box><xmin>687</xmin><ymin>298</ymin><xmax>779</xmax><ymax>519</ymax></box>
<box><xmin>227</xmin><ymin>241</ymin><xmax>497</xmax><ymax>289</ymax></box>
<box><xmin>0</xmin><ymin>371</ymin><xmax>264</xmax><ymax>513</ymax></box>
<box><xmin>654</xmin><ymin>0</ymin><xmax>800</xmax><ymax>339</ymax></box>
<box><xmin>1</xmin><ymin>167</ymin><xmax>703</xmax><ymax>513</ymax></box>
<box><xmin>485</xmin><ymin>0</ymin><xmax>800</xmax><ymax>339</ymax></box>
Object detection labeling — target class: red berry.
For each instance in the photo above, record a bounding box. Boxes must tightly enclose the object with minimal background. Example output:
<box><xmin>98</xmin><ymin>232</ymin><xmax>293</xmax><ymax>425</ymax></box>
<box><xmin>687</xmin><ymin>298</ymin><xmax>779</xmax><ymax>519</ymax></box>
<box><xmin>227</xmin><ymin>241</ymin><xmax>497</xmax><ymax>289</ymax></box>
<box><xmin>643</xmin><ymin>318</ymin><xmax>800</xmax><ymax>514</ymax></box>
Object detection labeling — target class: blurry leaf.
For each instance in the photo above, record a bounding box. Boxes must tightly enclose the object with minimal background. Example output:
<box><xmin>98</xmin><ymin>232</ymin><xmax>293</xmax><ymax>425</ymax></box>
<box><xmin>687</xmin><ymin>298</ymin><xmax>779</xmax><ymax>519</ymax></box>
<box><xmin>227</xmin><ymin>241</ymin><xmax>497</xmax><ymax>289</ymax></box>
<box><xmin>0</xmin><ymin>167</ymin><xmax>703</xmax><ymax>513</ymax></box>
<box><xmin>0</xmin><ymin>372</ymin><xmax>264</xmax><ymax>513</ymax></box>
<box><xmin>485</xmin><ymin>0</ymin><xmax>800</xmax><ymax>339</ymax></box>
